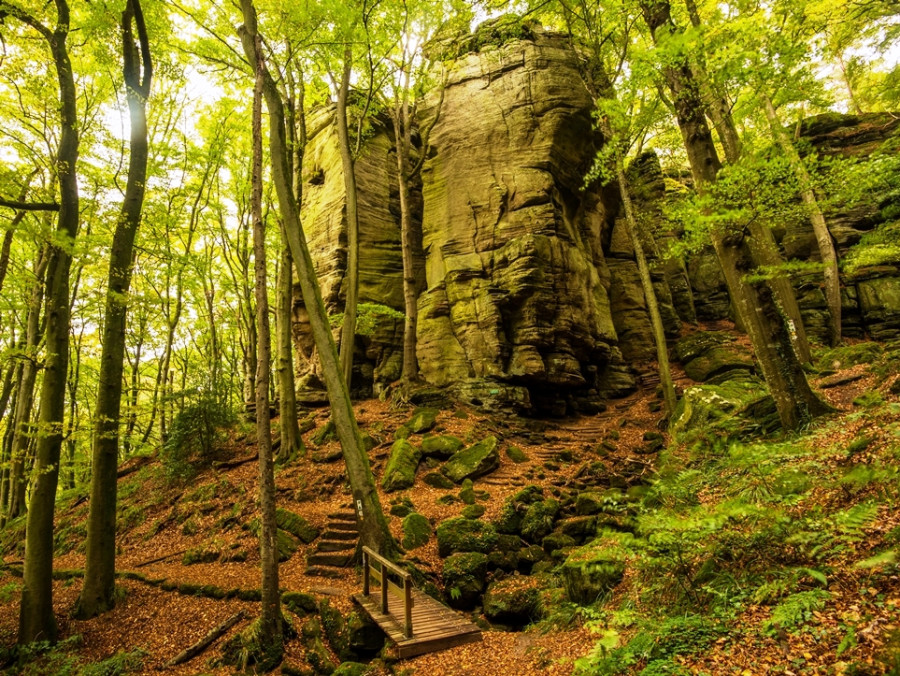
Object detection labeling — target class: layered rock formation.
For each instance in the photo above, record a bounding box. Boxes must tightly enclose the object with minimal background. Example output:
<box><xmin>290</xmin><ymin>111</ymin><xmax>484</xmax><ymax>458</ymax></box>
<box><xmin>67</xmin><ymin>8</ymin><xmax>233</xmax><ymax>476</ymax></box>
<box><xmin>413</xmin><ymin>25</ymin><xmax>634</xmax><ymax>413</ymax></box>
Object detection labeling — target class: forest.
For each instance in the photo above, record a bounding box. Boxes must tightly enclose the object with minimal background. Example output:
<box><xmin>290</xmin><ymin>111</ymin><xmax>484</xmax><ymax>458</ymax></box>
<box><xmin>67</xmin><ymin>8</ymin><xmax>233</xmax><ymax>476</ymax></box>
<box><xmin>0</xmin><ymin>0</ymin><xmax>898</xmax><ymax>673</ymax></box>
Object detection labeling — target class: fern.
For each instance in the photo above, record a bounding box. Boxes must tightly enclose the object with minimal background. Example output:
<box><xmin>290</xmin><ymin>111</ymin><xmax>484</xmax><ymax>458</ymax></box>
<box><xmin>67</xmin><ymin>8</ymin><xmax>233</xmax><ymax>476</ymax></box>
<box><xmin>763</xmin><ymin>590</ymin><xmax>831</xmax><ymax>635</ymax></box>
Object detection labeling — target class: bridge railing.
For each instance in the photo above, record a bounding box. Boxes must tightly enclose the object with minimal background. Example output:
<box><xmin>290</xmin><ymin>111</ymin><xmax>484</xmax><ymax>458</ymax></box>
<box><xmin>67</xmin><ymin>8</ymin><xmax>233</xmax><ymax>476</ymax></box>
<box><xmin>361</xmin><ymin>546</ymin><xmax>413</xmax><ymax>638</ymax></box>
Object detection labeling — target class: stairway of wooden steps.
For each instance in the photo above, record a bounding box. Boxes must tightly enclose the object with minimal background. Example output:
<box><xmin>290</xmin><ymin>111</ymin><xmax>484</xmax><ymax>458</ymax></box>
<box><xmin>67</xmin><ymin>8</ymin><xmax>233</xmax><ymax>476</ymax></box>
<box><xmin>305</xmin><ymin>508</ymin><xmax>359</xmax><ymax>578</ymax></box>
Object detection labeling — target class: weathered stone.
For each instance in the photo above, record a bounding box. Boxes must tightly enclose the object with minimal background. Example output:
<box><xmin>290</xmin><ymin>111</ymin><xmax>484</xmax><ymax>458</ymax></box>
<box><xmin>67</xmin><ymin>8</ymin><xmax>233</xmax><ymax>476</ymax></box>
<box><xmin>671</xmin><ymin>374</ymin><xmax>780</xmax><ymax>441</ymax></box>
<box><xmin>483</xmin><ymin>576</ymin><xmax>541</xmax><ymax>626</ymax></box>
<box><xmin>442</xmin><ymin>436</ymin><xmax>501</xmax><ymax>483</ymax></box>
<box><xmin>520</xmin><ymin>499</ymin><xmax>560</xmax><ymax>544</ymax></box>
<box><xmin>542</xmin><ymin>532</ymin><xmax>576</xmax><ymax>554</ymax></box>
<box><xmin>333</xmin><ymin>663</ymin><xmax>375</xmax><ymax>676</ymax></box>
<box><xmin>436</xmin><ymin>517</ymin><xmax>498</xmax><ymax>557</ymax></box>
<box><xmin>283</xmin><ymin>591</ymin><xmax>318</xmax><ymax>617</ymax></box>
<box><xmin>442</xmin><ymin>552</ymin><xmax>489</xmax><ymax>609</ymax></box>
<box><xmin>421</xmin><ymin>434</ymin><xmax>464</xmax><ymax>458</ymax></box>
<box><xmin>422</xmin><ymin>471</ymin><xmax>455</xmax><ymax>489</ymax></box>
<box><xmin>381</xmin><ymin>439</ymin><xmax>422</xmax><ymax>492</ymax></box>
<box><xmin>858</xmin><ymin>276</ymin><xmax>900</xmax><ymax>341</ymax></box>
<box><xmin>462</xmin><ymin>504</ymin><xmax>486</xmax><ymax>519</ymax></box>
<box><xmin>402</xmin><ymin>512</ymin><xmax>432</xmax><ymax>550</ymax></box>
<box><xmin>561</xmin><ymin>539</ymin><xmax>627</xmax><ymax>604</ymax></box>
<box><xmin>276</xmin><ymin>509</ymin><xmax>321</xmax><ymax>544</ymax></box>
<box><xmin>557</xmin><ymin>516</ymin><xmax>598</xmax><ymax>542</ymax></box>
<box><xmin>506</xmin><ymin>445</ymin><xmax>528</xmax><ymax>463</ymax></box>
<box><xmin>416</xmin><ymin>25</ymin><xmax>622</xmax><ymax>415</ymax></box>
<box><xmin>407</xmin><ymin>407</ymin><xmax>439</xmax><ymax>434</ymax></box>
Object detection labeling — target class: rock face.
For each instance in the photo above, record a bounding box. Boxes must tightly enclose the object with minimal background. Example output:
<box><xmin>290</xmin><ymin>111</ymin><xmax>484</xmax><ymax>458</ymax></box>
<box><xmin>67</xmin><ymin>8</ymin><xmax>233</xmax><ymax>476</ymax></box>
<box><xmin>295</xmin><ymin>107</ymin><xmax>416</xmax><ymax>397</ymax></box>
<box><xmin>414</xmin><ymin>22</ymin><xmax>633</xmax><ymax>414</ymax></box>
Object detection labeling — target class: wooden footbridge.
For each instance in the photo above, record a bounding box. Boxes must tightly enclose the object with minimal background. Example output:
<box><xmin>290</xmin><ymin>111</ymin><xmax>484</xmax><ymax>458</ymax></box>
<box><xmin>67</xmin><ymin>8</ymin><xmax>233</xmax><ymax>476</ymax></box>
<box><xmin>352</xmin><ymin>547</ymin><xmax>482</xmax><ymax>658</ymax></box>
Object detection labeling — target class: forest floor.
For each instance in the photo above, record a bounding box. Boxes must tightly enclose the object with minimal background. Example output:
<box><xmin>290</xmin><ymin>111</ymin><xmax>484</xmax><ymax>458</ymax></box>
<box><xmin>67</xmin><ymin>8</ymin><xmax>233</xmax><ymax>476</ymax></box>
<box><xmin>0</xmin><ymin>335</ymin><xmax>898</xmax><ymax>675</ymax></box>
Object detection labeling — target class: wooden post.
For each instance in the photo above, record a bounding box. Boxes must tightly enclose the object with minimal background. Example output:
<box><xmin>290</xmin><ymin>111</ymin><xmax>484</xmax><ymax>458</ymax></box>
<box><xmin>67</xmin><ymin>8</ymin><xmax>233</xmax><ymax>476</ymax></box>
<box><xmin>362</xmin><ymin>549</ymin><xmax>370</xmax><ymax>596</ymax></box>
<box><xmin>380</xmin><ymin>561</ymin><xmax>388</xmax><ymax>614</ymax></box>
<box><xmin>404</xmin><ymin>577</ymin><xmax>413</xmax><ymax>638</ymax></box>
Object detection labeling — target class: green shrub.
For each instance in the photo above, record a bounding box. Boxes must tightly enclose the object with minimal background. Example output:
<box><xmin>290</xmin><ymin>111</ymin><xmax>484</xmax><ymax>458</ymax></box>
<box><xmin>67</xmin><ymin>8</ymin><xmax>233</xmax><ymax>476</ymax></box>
<box><xmin>161</xmin><ymin>390</ymin><xmax>235</xmax><ymax>480</ymax></box>
<box><xmin>762</xmin><ymin>590</ymin><xmax>831</xmax><ymax>635</ymax></box>
<box><xmin>79</xmin><ymin>649</ymin><xmax>148</xmax><ymax>676</ymax></box>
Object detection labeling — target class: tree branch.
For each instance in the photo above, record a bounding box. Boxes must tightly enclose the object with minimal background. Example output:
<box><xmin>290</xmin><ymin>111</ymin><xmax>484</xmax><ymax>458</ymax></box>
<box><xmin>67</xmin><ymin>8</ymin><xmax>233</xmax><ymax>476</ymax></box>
<box><xmin>0</xmin><ymin>198</ymin><xmax>59</xmax><ymax>211</ymax></box>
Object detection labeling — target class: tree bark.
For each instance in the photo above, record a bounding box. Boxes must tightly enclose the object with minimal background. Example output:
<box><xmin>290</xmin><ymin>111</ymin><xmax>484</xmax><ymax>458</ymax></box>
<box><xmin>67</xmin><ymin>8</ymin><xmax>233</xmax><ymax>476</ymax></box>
<box><xmin>6</xmin><ymin>247</ymin><xmax>49</xmax><ymax>522</ymax></box>
<box><xmin>16</xmin><ymin>0</ymin><xmax>80</xmax><ymax>644</ymax></box>
<box><xmin>335</xmin><ymin>49</ymin><xmax>360</xmax><ymax>389</ymax></box>
<box><xmin>640</xmin><ymin>0</ymin><xmax>832</xmax><ymax>431</ymax></box>
<box><xmin>761</xmin><ymin>92</ymin><xmax>842</xmax><ymax>346</ymax></box>
<box><xmin>76</xmin><ymin>0</ymin><xmax>151</xmax><ymax>620</ymax></box>
<box><xmin>238</xmin><ymin>0</ymin><xmax>396</xmax><ymax>557</ymax></box>
<box><xmin>276</xmin><ymin>245</ymin><xmax>303</xmax><ymax>460</ymax></box>
<box><xmin>249</xmin><ymin>27</ymin><xmax>282</xmax><ymax>657</ymax></box>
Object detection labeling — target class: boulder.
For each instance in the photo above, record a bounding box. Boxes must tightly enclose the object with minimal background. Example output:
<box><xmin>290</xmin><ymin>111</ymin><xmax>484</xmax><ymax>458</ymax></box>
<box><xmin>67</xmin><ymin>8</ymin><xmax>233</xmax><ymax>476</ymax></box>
<box><xmin>407</xmin><ymin>407</ymin><xmax>440</xmax><ymax>434</ymax></box>
<box><xmin>483</xmin><ymin>576</ymin><xmax>541</xmax><ymax>626</ymax></box>
<box><xmin>421</xmin><ymin>434</ymin><xmax>465</xmax><ymax>458</ymax></box>
<box><xmin>520</xmin><ymin>499</ymin><xmax>560</xmax><ymax>544</ymax></box>
<box><xmin>442</xmin><ymin>552</ymin><xmax>489</xmax><ymax>609</ymax></box>
<box><xmin>561</xmin><ymin>539</ymin><xmax>627</xmax><ymax>604</ymax></box>
<box><xmin>858</xmin><ymin>276</ymin><xmax>900</xmax><ymax>341</ymax></box>
<box><xmin>442</xmin><ymin>436</ymin><xmax>501</xmax><ymax>483</ymax></box>
<box><xmin>671</xmin><ymin>373</ymin><xmax>779</xmax><ymax>442</ymax></box>
<box><xmin>381</xmin><ymin>439</ymin><xmax>422</xmax><ymax>492</ymax></box>
<box><xmin>436</xmin><ymin>517</ymin><xmax>498</xmax><ymax>557</ymax></box>
<box><xmin>422</xmin><ymin>471</ymin><xmax>455</xmax><ymax>489</ymax></box>
<box><xmin>276</xmin><ymin>509</ymin><xmax>321</xmax><ymax>544</ymax></box>
<box><xmin>402</xmin><ymin>512</ymin><xmax>432</xmax><ymax>550</ymax></box>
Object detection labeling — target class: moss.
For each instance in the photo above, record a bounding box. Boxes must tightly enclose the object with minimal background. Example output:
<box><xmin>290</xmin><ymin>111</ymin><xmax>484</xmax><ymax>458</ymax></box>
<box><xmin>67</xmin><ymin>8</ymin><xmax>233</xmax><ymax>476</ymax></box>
<box><xmin>506</xmin><ymin>445</ymin><xmax>528</xmax><ymax>463</ymax></box>
<box><xmin>182</xmin><ymin>547</ymin><xmax>219</xmax><ymax>565</ymax></box>
<box><xmin>402</xmin><ymin>512</ymin><xmax>432</xmax><ymax>550</ymax></box>
<box><xmin>276</xmin><ymin>508</ymin><xmax>321</xmax><ymax>543</ymax></box>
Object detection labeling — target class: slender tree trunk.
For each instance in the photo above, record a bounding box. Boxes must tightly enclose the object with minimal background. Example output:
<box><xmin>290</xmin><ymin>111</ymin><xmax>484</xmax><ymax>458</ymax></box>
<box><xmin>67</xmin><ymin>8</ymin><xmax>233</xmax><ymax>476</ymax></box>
<box><xmin>249</xmin><ymin>30</ymin><xmax>282</xmax><ymax>660</ymax></box>
<box><xmin>7</xmin><ymin>247</ymin><xmax>49</xmax><ymax>522</ymax></box>
<box><xmin>0</xmin><ymin>364</ymin><xmax>20</xmax><ymax>514</ymax></box>
<box><xmin>76</xmin><ymin>0</ymin><xmax>151</xmax><ymax>619</ymax></box>
<box><xmin>615</xmin><ymin>151</ymin><xmax>677</xmax><ymax>417</ymax></box>
<box><xmin>335</xmin><ymin>50</ymin><xmax>360</xmax><ymax>389</ymax></box>
<box><xmin>640</xmin><ymin>0</ymin><xmax>832</xmax><ymax>431</ymax></box>
<box><xmin>238</xmin><ymin>0</ymin><xmax>396</xmax><ymax>556</ymax></box>
<box><xmin>17</xmin><ymin>0</ymin><xmax>80</xmax><ymax>643</ymax></box>
<box><xmin>391</xmin><ymin>65</ymin><xmax>420</xmax><ymax>385</ymax></box>
<box><xmin>761</xmin><ymin>92</ymin><xmax>842</xmax><ymax>346</ymax></box>
<box><xmin>276</xmin><ymin>245</ymin><xmax>303</xmax><ymax>459</ymax></box>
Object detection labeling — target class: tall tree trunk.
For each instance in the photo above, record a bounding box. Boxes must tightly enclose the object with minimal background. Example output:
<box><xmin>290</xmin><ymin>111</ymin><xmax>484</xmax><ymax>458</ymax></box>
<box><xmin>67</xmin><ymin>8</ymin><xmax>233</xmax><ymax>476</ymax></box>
<box><xmin>7</xmin><ymin>247</ymin><xmax>49</xmax><ymax>522</ymax></box>
<box><xmin>0</xmin><ymin>364</ymin><xmax>21</xmax><ymax>515</ymax></box>
<box><xmin>391</xmin><ymin>64</ymin><xmax>420</xmax><ymax>386</ymax></box>
<box><xmin>17</xmin><ymin>0</ymin><xmax>80</xmax><ymax>644</ymax></box>
<box><xmin>761</xmin><ymin>92</ymin><xmax>842</xmax><ymax>346</ymax></box>
<box><xmin>249</xmin><ymin>29</ymin><xmax>282</xmax><ymax>659</ymax></box>
<box><xmin>276</xmin><ymin>245</ymin><xmax>303</xmax><ymax>460</ymax></box>
<box><xmin>76</xmin><ymin>0</ymin><xmax>151</xmax><ymax>619</ymax></box>
<box><xmin>682</xmin><ymin>0</ymin><xmax>811</xmax><ymax>363</ymax></box>
<box><xmin>640</xmin><ymin>0</ymin><xmax>832</xmax><ymax>431</ymax></box>
<box><xmin>238</xmin><ymin>0</ymin><xmax>395</xmax><ymax>557</ymax></box>
<box><xmin>335</xmin><ymin>49</ymin><xmax>360</xmax><ymax>389</ymax></box>
<box><xmin>615</xmin><ymin>151</ymin><xmax>677</xmax><ymax>417</ymax></box>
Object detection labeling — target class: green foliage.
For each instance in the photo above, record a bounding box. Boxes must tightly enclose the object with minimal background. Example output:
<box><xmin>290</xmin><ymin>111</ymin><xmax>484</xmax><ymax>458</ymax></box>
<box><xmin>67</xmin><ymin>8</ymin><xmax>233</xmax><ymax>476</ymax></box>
<box><xmin>328</xmin><ymin>303</ymin><xmax>405</xmax><ymax>337</ymax></box>
<box><xmin>762</xmin><ymin>590</ymin><xmax>831</xmax><ymax>635</ymax></box>
<box><xmin>161</xmin><ymin>390</ymin><xmax>236</xmax><ymax>481</ymax></box>
<box><xmin>79</xmin><ymin>649</ymin><xmax>147</xmax><ymax>676</ymax></box>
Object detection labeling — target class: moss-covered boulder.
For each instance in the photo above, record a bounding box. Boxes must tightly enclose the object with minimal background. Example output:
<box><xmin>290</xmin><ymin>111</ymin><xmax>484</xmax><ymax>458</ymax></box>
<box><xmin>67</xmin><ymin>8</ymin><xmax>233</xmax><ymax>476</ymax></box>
<box><xmin>675</xmin><ymin>331</ymin><xmax>754</xmax><ymax>383</ymax></box>
<box><xmin>421</xmin><ymin>434</ymin><xmax>464</xmax><ymax>459</ymax></box>
<box><xmin>278</xmin><ymin>530</ymin><xmax>300</xmax><ymax>562</ymax></box>
<box><xmin>671</xmin><ymin>373</ymin><xmax>779</xmax><ymax>441</ymax></box>
<box><xmin>483</xmin><ymin>576</ymin><xmax>541</xmax><ymax>626</ymax></box>
<box><xmin>442</xmin><ymin>552</ymin><xmax>489</xmax><ymax>609</ymax></box>
<box><xmin>561</xmin><ymin>539</ymin><xmax>627</xmax><ymax>604</ymax></box>
<box><xmin>557</xmin><ymin>516</ymin><xmax>599</xmax><ymax>543</ymax></box>
<box><xmin>516</xmin><ymin>544</ymin><xmax>547</xmax><ymax>574</ymax></box>
<box><xmin>542</xmin><ymin>531</ymin><xmax>576</xmax><ymax>554</ymax></box>
<box><xmin>402</xmin><ymin>512</ymin><xmax>432</xmax><ymax>550</ymax></box>
<box><xmin>506</xmin><ymin>445</ymin><xmax>528</xmax><ymax>463</ymax></box>
<box><xmin>276</xmin><ymin>508</ymin><xmax>321</xmax><ymax>544</ymax></box>
<box><xmin>494</xmin><ymin>484</ymin><xmax>545</xmax><ymax>534</ymax></box>
<box><xmin>442</xmin><ymin>436</ymin><xmax>501</xmax><ymax>483</ymax></box>
<box><xmin>283</xmin><ymin>591</ymin><xmax>318</xmax><ymax>617</ymax></box>
<box><xmin>423</xmin><ymin>471</ymin><xmax>455</xmax><ymax>489</ymax></box>
<box><xmin>346</xmin><ymin>612</ymin><xmax>385</xmax><ymax>658</ymax></box>
<box><xmin>459</xmin><ymin>478</ymin><xmax>477</xmax><ymax>504</ymax></box>
<box><xmin>436</xmin><ymin>517</ymin><xmax>498</xmax><ymax>557</ymax></box>
<box><xmin>407</xmin><ymin>407</ymin><xmax>439</xmax><ymax>434</ymax></box>
<box><xmin>381</xmin><ymin>439</ymin><xmax>422</xmax><ymax>492</ymax></box>
<box><xmin>520</xmin><ymin>499</ymin><xmax>560</xmax><ymax>544</ymax></box>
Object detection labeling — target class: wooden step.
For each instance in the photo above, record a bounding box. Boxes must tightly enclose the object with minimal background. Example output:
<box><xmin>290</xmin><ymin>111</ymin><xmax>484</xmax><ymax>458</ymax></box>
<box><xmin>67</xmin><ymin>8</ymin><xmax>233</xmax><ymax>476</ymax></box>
<box><xmin>321</xmin><ymin>529</ymin><xmax>358</xmax><ymax>541</ymax></box>
<box><xmin>328</xmin><ymin>511</ymin><xmax>357</xmax><ymax>522</ymax></box>
<box><xmin>317</xmin><ymin>540</ymin><xmax>356</xmax><ymax>552</ymax></box>
<box><xmin>304</xmin><ymin>566</ymin><xmax>344</xmax><ymax>579</ymax></box>
<box><xmin>328</xmin><ymin>521</ymin><xmax>359</xmax><ymax>532</ymax></box>
<box><xmin>307</xmin><ymin>552</ymin><xmax>354</xmax><ymax>568</ymax></box>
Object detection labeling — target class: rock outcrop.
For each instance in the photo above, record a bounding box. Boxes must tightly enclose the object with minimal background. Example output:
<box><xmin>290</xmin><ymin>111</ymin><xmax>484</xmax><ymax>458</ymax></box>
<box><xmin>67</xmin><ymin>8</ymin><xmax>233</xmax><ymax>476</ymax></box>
<box><xmin>414</xmin><ymin>22</ymin><xmax>631</xmax><ymax>413</ymax></box>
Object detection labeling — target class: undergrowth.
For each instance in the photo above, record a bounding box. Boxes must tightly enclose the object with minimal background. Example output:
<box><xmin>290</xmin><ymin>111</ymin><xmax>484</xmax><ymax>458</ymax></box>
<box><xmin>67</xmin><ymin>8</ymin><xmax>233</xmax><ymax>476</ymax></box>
<box><xmin>572</xmin><ymin>390</ymin><xmax>900</xmax><ymax>675</ymax></box>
